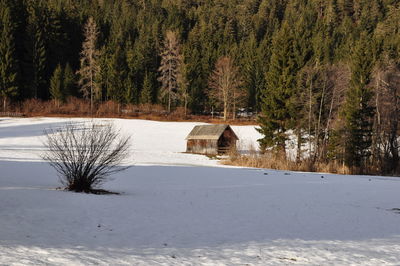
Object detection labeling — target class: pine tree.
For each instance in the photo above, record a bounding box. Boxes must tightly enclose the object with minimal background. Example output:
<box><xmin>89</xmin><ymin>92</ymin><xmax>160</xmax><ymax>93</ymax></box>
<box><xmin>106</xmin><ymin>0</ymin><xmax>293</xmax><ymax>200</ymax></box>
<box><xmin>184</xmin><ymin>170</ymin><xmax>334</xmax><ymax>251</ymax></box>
<box><xmin>342</xmin><ymin>34</ymin><xmax>375</xmax><ymax>172</ymax></box>
<box><xmin>28</xmin><ymin>4</ymin><xmax>47</xmax><ymax>99</ymax></box>
<box><xmin>184</xmin><ymin>42</ymin><xmax>204</xmax><ymax>113</ymax></box>
<box><xmin>0</xmin><ymin>4</ymin><xmax>18</xmax><ymax>111</ymax></box>
<box><xmin>124</xmin><ymin>82</ymin><xmax>135</xmax><ymax>105</ymax></box>
<box><xmin>49</xmin><ymin>64</ymin><xmax>64</xmax><ymax>106</ymax></box>
<box><xmin>340</xmin><ymin>0</ymin><xmax>354</xmax><ymax>17</ymax></box>
<box><xmin>5</xmin><ymin>0</ymin><xmax>25</xmax><ymax>100</ymax></box>
<box><xmin>326</xmin><ymin>0</ymin><xmax>340</xmax><ymax>28</ymax></box>
<box><xmin>97</xmin><ymin>45</ymin><xmax>111</xmax><ymax>102</ymax></box>
<box><xmin>258</xmin><ymin>23</ymin><xmax>296</xmax><ymax>154</ymax></box>
<box><xmin>241</xmin><ymin>34</ymin><xmax>265</xmax><ymax>111</ymax></box>
<box><xmin>126</xmin><ymin>31</ymin><xmax>158</xmax><ymax>104</ymax></box>
<box><xmin>125</xmin><ymin>39</ymin><xmax>139</xmax><ymax>104</ymax></box>
<box><xmin>63</xmin><ymin>63</ymin><xmax>75</xmax><ymax>97</ymax></box>
<box><xmin>32</xmin><ymin>26</ymin><xmax>46</xmax><ymax>99</ymax></box>
<box><xmin>107</xmin><ymin>46</ymin><xmax>127</xmax><ymax>103</ymax></box>
<box><xmin>141</xmin><ymin>71</ymin><xmax>154</xmax><ymax>104</ymax></box>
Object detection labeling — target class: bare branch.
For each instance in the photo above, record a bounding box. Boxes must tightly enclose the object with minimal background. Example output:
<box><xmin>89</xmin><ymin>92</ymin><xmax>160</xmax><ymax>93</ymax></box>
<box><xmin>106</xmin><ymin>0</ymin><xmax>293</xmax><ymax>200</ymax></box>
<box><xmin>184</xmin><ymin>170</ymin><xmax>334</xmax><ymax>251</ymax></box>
<box><xmin>42</xmin><ymin>122</ymin><xmax>131</xmax><ymax>193</ymax></box>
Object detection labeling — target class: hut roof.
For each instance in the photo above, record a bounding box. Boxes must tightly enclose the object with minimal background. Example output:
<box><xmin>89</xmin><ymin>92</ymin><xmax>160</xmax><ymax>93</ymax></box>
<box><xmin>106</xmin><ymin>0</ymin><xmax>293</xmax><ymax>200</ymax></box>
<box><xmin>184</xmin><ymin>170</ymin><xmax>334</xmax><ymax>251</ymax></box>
<box><xmin>186</xmin><ymin>124</ymin><xmax>239</xmax><ymax>140</ymax></box>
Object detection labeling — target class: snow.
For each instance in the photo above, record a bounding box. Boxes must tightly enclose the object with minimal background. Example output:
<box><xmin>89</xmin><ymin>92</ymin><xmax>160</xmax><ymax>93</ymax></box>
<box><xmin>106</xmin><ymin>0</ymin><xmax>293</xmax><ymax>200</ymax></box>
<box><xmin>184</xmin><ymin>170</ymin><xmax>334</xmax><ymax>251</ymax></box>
<box><xmin>0</xmin><ymin>117</ymin><xmax>260</xmax><ymax>166</ymax></box>
<box><xmin>1</xmin><ymin>117</ymin><xmax>400</xmax><ymax>265</ymax></box>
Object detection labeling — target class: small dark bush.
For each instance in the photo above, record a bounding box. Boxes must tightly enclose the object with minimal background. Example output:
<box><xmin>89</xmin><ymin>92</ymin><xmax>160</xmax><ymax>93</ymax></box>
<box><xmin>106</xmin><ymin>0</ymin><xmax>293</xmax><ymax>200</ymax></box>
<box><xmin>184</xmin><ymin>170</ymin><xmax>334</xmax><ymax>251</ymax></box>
<box><xmin>42</xmin><ymin>122</ymin><xmax>131</xmax><ymax>193</ymax></box>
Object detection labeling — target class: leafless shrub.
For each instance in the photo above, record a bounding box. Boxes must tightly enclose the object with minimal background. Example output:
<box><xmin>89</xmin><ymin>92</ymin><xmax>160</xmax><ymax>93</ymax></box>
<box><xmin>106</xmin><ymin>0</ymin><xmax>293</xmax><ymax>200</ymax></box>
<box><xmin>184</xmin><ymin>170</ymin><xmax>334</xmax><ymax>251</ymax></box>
<box><xmin>42</xmin><ymin>122</ymin><xmax>131</xmax><ymax>193</ymax></box>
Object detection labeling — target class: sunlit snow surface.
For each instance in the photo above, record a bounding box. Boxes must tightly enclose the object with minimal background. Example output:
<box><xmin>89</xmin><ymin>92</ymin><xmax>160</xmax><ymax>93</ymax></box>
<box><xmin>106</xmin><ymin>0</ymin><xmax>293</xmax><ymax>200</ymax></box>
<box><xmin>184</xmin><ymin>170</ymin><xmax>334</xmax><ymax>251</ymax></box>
<box><xmin>0</xmin><ymin>117</ymin><xmax>399</xmax><ymax>265</ymax></box>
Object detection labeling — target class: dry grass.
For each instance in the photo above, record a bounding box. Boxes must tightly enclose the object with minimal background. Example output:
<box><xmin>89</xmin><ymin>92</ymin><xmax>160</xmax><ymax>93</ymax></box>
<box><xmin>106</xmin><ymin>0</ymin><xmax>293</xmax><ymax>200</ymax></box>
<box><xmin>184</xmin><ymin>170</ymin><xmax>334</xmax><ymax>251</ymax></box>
<box><xmin>7</xmin><ymin>98</ymin><xmax>257</xmax><ymax>125</ymax></box>
<box><xmin>224</xmin><ymin>150</ymin><xmax>351</xmax><ymax>175</ymax></box>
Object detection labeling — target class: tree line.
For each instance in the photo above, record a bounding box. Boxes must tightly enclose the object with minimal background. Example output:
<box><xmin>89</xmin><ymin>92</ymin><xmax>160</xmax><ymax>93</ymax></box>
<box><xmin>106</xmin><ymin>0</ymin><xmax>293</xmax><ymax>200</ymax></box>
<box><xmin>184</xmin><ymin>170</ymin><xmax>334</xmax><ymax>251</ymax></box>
<box><xmin>1</xmin><ymin>0</ymin><xmax>400</xmax><ymax>174</ymax></box>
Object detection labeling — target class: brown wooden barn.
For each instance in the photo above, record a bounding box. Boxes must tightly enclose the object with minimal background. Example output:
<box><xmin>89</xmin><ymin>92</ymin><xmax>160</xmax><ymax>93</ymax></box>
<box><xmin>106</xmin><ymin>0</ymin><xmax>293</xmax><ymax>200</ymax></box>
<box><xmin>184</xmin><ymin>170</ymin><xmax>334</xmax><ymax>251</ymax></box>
<box><xmin>186</xmin><ymin>124</ymin><xmax>239</xmax><ymax>155</ymax></box>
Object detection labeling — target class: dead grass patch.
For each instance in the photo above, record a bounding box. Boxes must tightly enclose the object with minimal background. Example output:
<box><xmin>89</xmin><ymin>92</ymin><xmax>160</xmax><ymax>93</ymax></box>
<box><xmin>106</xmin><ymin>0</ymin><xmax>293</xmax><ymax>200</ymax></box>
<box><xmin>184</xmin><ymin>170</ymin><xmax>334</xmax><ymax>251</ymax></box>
<box><xmin>223</xmin><ymin>151</ymin><xmax>351</xmax><ymax>175</ymax></box>
<box><xmin>7</xmin><ymin>98</ymin><xmax>257</xmax><ymax>125</ymax></box>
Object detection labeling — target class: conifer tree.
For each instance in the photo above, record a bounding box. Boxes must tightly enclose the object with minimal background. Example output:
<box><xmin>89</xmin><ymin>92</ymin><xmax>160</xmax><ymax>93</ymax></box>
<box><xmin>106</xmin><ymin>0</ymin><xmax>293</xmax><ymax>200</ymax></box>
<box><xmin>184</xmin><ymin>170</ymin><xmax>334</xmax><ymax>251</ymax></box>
<box><xmin>107</xmin><ymin>46</ymin><xmax>127</xmax><ymax>103</ymax></box>
<box><xmin>125</xmin><ymin>39</ymin><xmax>139</xmax><ymax>104</ymax></box>
<box><xmin>49</xmin><ymin>64</ymin><xmax>64</xmax><ymax>106</ymax></box>
<box><xmin>63</xmin><ymin>63</ymin><xmax>75</xmax><ymax>97</ymax></box>
<box><xmin>32</xmin><ymin>27</ymin><xmax>46</xmax><ymax>99</ymax></box>
<box><xmin>27</xmin><ymin>4</ymin><xmax>47</xmax><ymax>99</ymax></box>
<box><xmin>124</xmin><ymin>82</ymin><xmax>135</xmax><ymax>105</ymax></box>
<box><xmin>184</xmin><ymin>42</ymin><xmax>204</xmax><ymax>113</ymax></box>
<box><xmin>342</xmin><ymin>34</ymin><xmax>375</xmax><ymax>172</ymax></box>
<box><xmin>340</xmin><ymin>0</ymin><xmax>354</xmax><ymax>17</ymax></box>
<box><xmin>0</xmin><ymin>4</ymin><xmax>18</xmax><ymax>111</ymax></box>
<box><xmin>141</xmin><ymin>71</ymin><xmax>154</xmax><ymax>104</ymax></box>
<box><xmin>241</xmin><ymin>34</ymin><xmax>265</xmax><ymax>111</ymax></box>
<box><xmin>258</xmin><ymin>23</ymin><xmax>296</xmax><ymax>154</ymax></box>
<box><xmin>127</xmin><ymin>31</ymin><xmax>158</xmax><ymax>104</ymax></box>
<box><xmin>326</xmin><ymin>0</ymin><xmax>340</xmax><ymax>28</ymax></box>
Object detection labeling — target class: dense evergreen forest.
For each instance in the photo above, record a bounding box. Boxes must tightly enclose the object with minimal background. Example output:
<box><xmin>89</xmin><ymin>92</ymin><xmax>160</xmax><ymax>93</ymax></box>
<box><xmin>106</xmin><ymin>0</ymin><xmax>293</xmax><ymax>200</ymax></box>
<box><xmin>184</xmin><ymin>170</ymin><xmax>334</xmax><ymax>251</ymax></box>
<box><xmin>1</xmin><ymin>0</ymin><xmax>400</xmax><ymax>174</ymax></box>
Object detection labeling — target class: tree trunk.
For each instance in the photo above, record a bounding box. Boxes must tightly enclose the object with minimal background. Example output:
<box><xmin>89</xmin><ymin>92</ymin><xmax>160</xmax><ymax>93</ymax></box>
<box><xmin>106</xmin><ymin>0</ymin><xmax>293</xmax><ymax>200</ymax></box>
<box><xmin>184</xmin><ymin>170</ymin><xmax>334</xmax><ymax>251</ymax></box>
<box><xmin>168</xmin><ymin>61</ymin><xmax>172</xmax><ymax>113</ymax></box>
<box><xmin>3</xmin><ymin>97</ymin><xmax>6</xmax><ymax>112</ymax></box>
<box><xmin>296</xmin><ymin>130</ymin><xmax>302</xmax><ymax>163</ymax></box>
<box><xmin>233</xmin><ymin>99</ymin><xmax>236</xmax><ymax>120</ymax></box>
<box><xmin>223</xmin><ymin>100</ymin><xmax>228</xmax><ymax>121</ymax></box>
<box><xmin>90</xmin><ymin>70</ymin><xmax>93</xmax><ymax>116</ymax></box>
<box><xmin>184</xmin><ymin>96</ymin><xmax>187</xmax><ymax>117</ymax></box>
<box><xmin>315</xmin><ymin>77</ymin><xmax>326</xmax><ymax>161</ymax></box>
<box><xmin>168</xmin><ymin>86</ymin><xmax>171</xmax><ymax>113</ymax></box>
<box><xmin>308</xmin><ymin>78</ymin><xmax>312</xmax><ymax>159</ymax></box>
<box><xmin>323</xmin><ymin>82</ymin><xmax>336</xmax><ymax>150</ymax></box>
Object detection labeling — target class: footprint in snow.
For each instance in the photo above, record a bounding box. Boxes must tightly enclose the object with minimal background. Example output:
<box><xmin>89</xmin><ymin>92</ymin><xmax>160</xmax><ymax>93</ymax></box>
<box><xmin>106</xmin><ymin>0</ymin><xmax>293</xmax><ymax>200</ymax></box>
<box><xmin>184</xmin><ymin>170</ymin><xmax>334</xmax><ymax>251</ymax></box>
<box><xmin>390</xmin><ymin>208</ymin><xmax>400</xmax><ymax>214</ymax></box>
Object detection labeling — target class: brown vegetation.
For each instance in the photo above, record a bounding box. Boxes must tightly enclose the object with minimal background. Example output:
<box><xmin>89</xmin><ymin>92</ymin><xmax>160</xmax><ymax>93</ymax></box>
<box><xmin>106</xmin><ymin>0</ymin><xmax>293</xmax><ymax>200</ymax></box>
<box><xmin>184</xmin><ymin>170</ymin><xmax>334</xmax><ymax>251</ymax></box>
<box><xmin>208</xmin><ymin>56</ymin><xmax>245</xmax><ymax>121</ymax></box>
<box><xmin>224</xmin><ymin>143</ymin><xmax>400</xmax><ymax>176</ymax></box>
<box><xmin>4</xmin><ymin>97</ymin><xmax>257</xmax><ymax>125</ymax></box>
<box><xmin>77</xmin><ymin>17</ymin><xmax>101</xmax><ymax>114</ymax></box>
<box><xmin>223</xmin><ymin>151</ymin><xmax>353</xmax><ymax>175</ymax></box>
<box><xmin>158</xmin><ymin>30</ymin><xmax>183</xmax><ymax>113</ymax></box>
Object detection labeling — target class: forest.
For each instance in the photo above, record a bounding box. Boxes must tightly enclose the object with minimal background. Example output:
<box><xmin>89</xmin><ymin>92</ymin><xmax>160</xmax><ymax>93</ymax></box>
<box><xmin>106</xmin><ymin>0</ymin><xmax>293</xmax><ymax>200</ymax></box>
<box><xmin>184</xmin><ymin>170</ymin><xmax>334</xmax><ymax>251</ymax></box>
<box><xmin>1</xmin><ymin>0</ymin><xmax>400</xmax><ymax>174</ymax></box>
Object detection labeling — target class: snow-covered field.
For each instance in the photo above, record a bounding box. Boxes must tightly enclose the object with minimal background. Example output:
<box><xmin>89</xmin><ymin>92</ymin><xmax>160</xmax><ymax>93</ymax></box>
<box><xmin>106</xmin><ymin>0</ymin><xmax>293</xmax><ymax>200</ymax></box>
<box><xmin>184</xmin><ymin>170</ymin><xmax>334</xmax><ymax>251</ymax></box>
<box><xmin>1</xmin><ymin>117</ymin><xmax>400</xmax><ymax>265</ymax></box>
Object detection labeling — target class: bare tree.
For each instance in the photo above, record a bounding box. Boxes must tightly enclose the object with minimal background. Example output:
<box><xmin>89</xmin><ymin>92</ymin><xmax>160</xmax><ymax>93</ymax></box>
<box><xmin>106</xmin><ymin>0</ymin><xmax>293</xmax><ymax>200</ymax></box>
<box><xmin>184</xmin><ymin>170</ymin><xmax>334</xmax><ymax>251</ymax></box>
<box><xmin>77</xmin><ymin>17</ymin><xmax>101</xmax><ymax>115</ymax></box>
<box><xmin>158</xmin><ymin>30</ymin><xmax>183</xmax><ymax>113</ymax></box>
<box><xmin>372</xmin><ymin>57</ymin><xmax>400</xmax><ymax>174</ymax></box>
<box><xmin>42</xmin><ymin>122</ymin><xmax>131</xmax><ymax>194</ymax></box>
<box><xmin>208</xmin><ymin>56</ymin><xmax>244</xmax><ymax>121</ymax></box>
<box><xmin>320</xmin><ymin>64</ymin><xmax>350</xmax><ymax>160</ymax></box>
<box><xmin>294</xmin><ymin>64</ymin><xmax>350</xmax><ymax>163</ymax></box>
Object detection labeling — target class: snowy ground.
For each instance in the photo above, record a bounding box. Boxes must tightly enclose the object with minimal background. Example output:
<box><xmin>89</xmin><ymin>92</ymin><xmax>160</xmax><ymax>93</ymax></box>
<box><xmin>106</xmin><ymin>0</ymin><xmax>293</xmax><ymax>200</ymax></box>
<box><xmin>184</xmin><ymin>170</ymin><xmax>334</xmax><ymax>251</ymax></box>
<box><xmin>1</xmin><ymin>117</ymin><xmax>400</xmax><ymax>265</ymax></box>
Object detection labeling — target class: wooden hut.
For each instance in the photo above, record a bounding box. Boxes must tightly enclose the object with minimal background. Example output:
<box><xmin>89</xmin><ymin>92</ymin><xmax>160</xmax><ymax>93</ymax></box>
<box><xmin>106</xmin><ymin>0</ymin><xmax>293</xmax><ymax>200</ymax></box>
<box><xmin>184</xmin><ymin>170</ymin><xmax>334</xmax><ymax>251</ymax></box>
<box><xmin>186</xmin><ymin>124</ymin><xmax>239</xmax><ymax>155</ymax></box>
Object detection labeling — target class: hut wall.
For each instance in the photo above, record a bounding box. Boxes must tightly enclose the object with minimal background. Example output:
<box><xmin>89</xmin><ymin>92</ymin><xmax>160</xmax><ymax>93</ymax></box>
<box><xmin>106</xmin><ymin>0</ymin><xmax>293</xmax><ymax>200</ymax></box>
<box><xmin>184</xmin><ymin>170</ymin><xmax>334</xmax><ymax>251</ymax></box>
<box><xmin>186</xmin><ymin>139</ymin><xmax>219</xmax><ymax>155</ymax></box>
<box><xmin>217</xmin><ymin>129</ymin><xmax>238</xmax><ymax>153</ymax></box>
<box><xmin>223</xmin><ymin>129</ymin><xmax>236</xmax><ymax>143</ymax></box>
